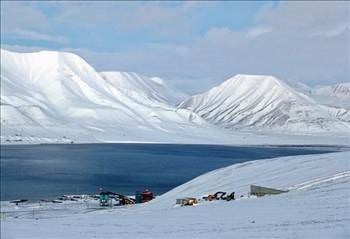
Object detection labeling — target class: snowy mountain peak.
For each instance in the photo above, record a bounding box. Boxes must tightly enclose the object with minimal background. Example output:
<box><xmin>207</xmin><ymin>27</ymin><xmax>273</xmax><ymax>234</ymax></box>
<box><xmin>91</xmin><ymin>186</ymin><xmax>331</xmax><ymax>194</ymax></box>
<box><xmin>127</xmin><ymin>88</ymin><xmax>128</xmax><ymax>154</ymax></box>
<box><xmin>1</xmin><ymin>49</ymin><xmax>349</xmax><ymax>143</ymax></box>
<box><xmin>100</xmin><ymin>71</ymin><xmax>186</xmax><ymax>105</ymax></box>
<box><xmin>315</xmin><ymin>83</ymin><xmax>350</xmax><ymax>98</ymax></box>
<box><xmin>214</xmin><ymin>74</ymin><xmax>300</xmax><ymax>99</ymax></box>
<box><xmin>333</xmin><ymin>83</ymin><xmax>350</xmax><ymax>96</ymax></box>
<box><xmin>228</xmin><ymin>74</ymin><xmax>280</xmax><ymax>83</ymax></box>
<box><xmin>1</xmin><ymin>49</ymin><xmax>201</xmax><ymax>143</ymax></box>
<box><xmin>179</xmin><ymin>74</ymin><xmax>350</xmax><ymax>133</ymax></box>
<box><xmin>1</xmin><ymin>49</ymin><xmax>90</xmax><ymax>68</ymax></box>
<box><xmin>226</xmin><ymin>74</ymin><xmax>283</xmax><ymax>84</ymax></box>
<box><xmin>306</xmin><ymin>83</ymin><xmax>350</xmax><ymax>109</ymax></box>
<box><xmin>222</xmin><ymin>74</ymin><xmax>293</xmax><ymax>94</ymax></box>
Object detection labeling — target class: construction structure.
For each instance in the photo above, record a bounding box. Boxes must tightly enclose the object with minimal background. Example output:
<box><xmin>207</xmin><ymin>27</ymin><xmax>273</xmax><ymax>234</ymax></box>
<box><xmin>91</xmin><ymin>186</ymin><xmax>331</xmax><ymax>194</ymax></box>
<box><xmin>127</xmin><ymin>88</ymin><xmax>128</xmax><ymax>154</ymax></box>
<box><xmin>203</xmin><ymin>191</ymin><xmax>235</xmax><ymax>201</ymax></box>
<box><xmin>99</xmin><ymin>191</ymin><xmax>135</xmax><ymax>207</ymax></box>
<box><xmin>99</xmin><ymin>192</ymin><xmax>112</xmax><ymax>206</ymax></box>
<box><xmin>250</xmin><ymin>185</ymin><xmax>288</xmax><ymax>197</ymax></box>
<box><xmin>176</xmin><ymin>197</ymin><xmax>198</xmax><ymax>206</ymax></box>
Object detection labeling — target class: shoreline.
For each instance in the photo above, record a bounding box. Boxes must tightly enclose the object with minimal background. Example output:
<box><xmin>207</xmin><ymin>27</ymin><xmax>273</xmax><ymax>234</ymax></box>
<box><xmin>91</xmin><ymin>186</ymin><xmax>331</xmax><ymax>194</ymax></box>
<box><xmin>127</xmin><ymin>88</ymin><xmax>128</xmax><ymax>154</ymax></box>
<box><xmin>1</xmin><ymin>151</ymin><xmax>349</xmax><ymax>238</ymax></box>
<box><xmin>1</xmin><ymin>141</ymin><xmax>350</xmax><ymax>148</ymax></box>
<box><xmin>2</xmin><ymin>148</ymin><xmax>349</xmax><ymax>202</ymax></box>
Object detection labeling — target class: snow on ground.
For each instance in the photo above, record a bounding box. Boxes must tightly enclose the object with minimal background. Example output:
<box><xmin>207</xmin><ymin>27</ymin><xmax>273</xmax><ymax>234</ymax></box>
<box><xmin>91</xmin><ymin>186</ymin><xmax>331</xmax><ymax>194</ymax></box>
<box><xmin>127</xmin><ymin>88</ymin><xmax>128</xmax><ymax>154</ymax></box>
<box><xmin>1</xmin><ymin>125</ymin><xmax>350</xmax><ymax>146</ymax></box>
<box><xmin>1</xmin><ymin>151</ymin><xmax>349</xmax><ymax>239</ymax></box>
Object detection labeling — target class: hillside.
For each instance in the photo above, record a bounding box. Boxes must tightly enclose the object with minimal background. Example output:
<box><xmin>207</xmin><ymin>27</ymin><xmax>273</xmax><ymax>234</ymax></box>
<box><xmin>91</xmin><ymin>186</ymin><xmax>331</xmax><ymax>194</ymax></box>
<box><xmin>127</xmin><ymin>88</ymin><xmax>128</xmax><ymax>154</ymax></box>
<box><xmin>2</xmin><ymin>151</ymin><xmax>349</xmax><ymax>238</ymax></box>
<box><xmin>1</xmin><ymin>50</ymin><xmax>349</xmax><ymax>144</ymax></box>
<box><xmin>179</xmin><ymin>74</ymin><xmax>350</xmax><ymax>133</ymax></box>
<box><xmin>310</xmin><ymin>83</ymin><xmax>350</xmax><ymax>109</ymax></box>
<box><xmin>0</xmin><ymin>49</ymin><xmax>212</xmax><ymax>144</ymax></box>
<box><xmin>100</xmin><ymin>71</ymin><xmax>186</xmax><ymax>105</ymax></box>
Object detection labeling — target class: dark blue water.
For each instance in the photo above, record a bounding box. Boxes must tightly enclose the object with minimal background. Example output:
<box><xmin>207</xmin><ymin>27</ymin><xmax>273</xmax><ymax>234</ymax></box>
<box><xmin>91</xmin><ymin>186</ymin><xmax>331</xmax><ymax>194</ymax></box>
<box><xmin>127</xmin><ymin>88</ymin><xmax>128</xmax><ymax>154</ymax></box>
<box><xmin>0</xmin><ymin>144</ymin><xmax>336</xmax><ymax>201</ymax></box>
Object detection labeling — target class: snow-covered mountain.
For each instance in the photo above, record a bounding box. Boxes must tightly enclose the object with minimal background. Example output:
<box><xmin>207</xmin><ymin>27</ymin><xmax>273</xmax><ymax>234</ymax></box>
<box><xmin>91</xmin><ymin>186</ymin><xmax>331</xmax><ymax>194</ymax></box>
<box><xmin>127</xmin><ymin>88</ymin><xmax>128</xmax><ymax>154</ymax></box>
<box><xmin>289</xmin><ymin>82</ymin><xmax>350</xmax><ymax>122</ymax></box>
<box><xmin>0</xmin><ymin>49</ymin><xmax>212</xmax><ymax>143</ymax></box>
<box><xmin>100</xmin><ymin>71</ymin><xmax>186</xmax><ymax>105</ymax></box>
<box><xmin>1</xmin><ymin>49</ymin><xmax>349</xmax><ymax>144</ymax></box>
<box><xmin>314</xmin><ymin>83</ymin><xmax>350</xmax><ymax>98</ymax></box>
<box><xmin>179</xmin><ymin>74</ymin><xmax>350</xmax><ymax>133</ymax></box>
<box><xmin>309</xmin><ymin>83</ymin><xmax>350</xmax><ymax>109</ymax></box>
<box><xmin>290</xmin><ymin>82</ymin><xmax>350</xmax><ymax>107</ymax></box>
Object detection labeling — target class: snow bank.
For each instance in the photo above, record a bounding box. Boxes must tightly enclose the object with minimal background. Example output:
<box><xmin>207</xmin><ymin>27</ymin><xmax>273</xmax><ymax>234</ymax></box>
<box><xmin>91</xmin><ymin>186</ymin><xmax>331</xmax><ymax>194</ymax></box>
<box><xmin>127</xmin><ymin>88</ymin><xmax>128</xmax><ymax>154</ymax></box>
<box><xmin>153</xmin><ymin>151</ymin><xmax>350</xmax><ymax>208</ymax></box>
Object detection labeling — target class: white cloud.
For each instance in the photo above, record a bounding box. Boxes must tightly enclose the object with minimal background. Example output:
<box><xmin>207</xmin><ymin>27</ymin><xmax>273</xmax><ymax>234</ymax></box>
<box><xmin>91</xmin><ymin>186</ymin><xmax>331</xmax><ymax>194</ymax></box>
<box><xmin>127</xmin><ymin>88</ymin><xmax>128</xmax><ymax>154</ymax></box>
<box><xmin>1</xmin><ymin>2</ymin><xmax>66</xmax><ymax>43</ymax></box>
<box><xmin>53</xmin><ymin>1</ymin><xmax>200</xmax><ymax>37</ymax></box>
<box><xmin>1</xmin><ymin>1</ymin><xmax>349</xmax><ymax>93</ymax></box>
<box><xmin>1</xmin><ymin>2</ymin><xmax>48</xmax><ymax>33</ymax></box>
<box><xmin>7</xmin><ymin>29</ymin><xmax>67</xmax><ymax>43</ymax></box>
<box><xmin>133</xmin><ymin>1</ymin><xmax>349</xmax><ymax>91</ymax></box>
<box><xmin>311</xmin><ymin>24</ymin><xmax>349</xmax><ymax>38</ymax></box>
<box><xmin>246</xmin><ymin>26</ymin><xmax>272</xmax><ymax>38</ymax></box>
<box><xmin>1</xmin><ymin>44</ymin><xmax>47</xmax><ymax>53</ymax></box>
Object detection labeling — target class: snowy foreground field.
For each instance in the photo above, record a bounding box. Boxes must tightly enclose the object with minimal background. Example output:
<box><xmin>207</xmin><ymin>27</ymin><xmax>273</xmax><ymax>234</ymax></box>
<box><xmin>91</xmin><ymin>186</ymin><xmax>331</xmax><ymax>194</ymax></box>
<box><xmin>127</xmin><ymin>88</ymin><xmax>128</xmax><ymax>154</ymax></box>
<box><xmin>1</xmin><ymin>151</ymin><xmax>349</xmax><ymax>239</ymax></box>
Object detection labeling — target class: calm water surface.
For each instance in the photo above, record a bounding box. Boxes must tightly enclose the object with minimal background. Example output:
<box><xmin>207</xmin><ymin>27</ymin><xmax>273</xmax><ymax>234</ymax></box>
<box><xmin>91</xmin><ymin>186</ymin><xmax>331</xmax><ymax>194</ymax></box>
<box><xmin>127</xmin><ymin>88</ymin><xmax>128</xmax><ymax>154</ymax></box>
<box><xmin>0</xmin><ymin>144</ymin><xmax>336</xmax><ymax>200</ymax></box>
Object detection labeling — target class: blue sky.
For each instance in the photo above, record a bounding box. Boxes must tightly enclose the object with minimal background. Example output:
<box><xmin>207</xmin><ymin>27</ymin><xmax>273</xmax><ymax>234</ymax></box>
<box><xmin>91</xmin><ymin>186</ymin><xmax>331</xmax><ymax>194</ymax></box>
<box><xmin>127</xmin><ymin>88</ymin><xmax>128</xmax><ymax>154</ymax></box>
<box><xmin>1</xmin><ymin>1</ymin><xmax>270</xmax><ymax>50</ymax></box>
<box><xmin>1</xmin><ymin>1</ymin><xmax>349</xmax><ymax>93</ymax></box>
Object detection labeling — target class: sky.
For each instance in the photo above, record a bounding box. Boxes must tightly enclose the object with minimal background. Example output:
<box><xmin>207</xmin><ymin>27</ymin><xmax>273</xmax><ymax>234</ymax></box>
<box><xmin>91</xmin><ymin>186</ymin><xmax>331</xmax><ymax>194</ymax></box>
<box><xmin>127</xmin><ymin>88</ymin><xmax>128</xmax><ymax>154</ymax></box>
<box><xmin>1</xmin><ymin>1</ymin><xmax>349</xmax><ymax>93</ymax></box>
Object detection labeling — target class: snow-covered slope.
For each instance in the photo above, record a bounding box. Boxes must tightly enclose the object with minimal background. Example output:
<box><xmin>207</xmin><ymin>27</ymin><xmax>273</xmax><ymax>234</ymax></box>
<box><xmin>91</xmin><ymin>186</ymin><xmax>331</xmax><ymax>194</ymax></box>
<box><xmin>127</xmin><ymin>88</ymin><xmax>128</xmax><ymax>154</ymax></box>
<box><xmin>314</xmin><ymin>83</ymin><xmax>350</xmax><ymax>99</ymax></box>
<box><xmin>155</xmin><ymin>150</ymin><xmax>349</xmax><ymax>208</ymax></box>
<box><xmin>0</xmin><ymin>49</ymin><xmax>210</xmax><ymax>143</ymax></box>
<box><xmin>179</xmin><ymin>74</ymin><xmax>350</xmax><ymax>133</ymax></box>
<box><xmin>1</xmin><ymin>50</ymin><xmax>349</xmax><ymax>144</ymax></box>
<box><xmin>289</xmin><ymin>82</ymin><xmax>350</xmax><ymax>108</ymax></box>
<box><xmin>2</xmin><ymin>151</ymin><xmax>349</xmax><ymax>238</ymax></box>
<box><xmin>100</xmin><ymin>71</ymin><xmax>186</xmax><ymax>105</ymax></box>
<box><xmin>289</xmin><ymin>82</ymin><xmax>350</xmax><ymax>123</ymax></box>
<box><xmin>310</xmin><ymin>83</ymin><xmax>350</xmax><ymax>108</ymax></box>
<box><xmin>1</xmin><ymin>49</ymin><xmax>185</xmax><ymax>123</ymax></box>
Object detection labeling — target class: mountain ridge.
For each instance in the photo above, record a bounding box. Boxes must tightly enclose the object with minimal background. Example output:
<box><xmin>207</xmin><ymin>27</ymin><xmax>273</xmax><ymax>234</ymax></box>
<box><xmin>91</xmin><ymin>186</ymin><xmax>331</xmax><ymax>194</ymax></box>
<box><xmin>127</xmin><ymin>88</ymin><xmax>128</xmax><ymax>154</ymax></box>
<box><xmin>179</xmin><ymin>74</ymin><xmax>349</xmax><ymax>132</ymax></box>
<box><xmin>1</xmin><ymin>49</ymin><xmax>349</xmax><ymax>144</ymax></box>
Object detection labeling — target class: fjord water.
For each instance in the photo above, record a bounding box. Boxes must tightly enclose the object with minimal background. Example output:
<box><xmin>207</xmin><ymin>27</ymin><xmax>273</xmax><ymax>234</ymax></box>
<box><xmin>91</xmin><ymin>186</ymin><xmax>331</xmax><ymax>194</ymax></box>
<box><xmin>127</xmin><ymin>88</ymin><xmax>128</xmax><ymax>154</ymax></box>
<box><xmin>0</xmin><ymin>144</ymin><xmax>335</xmax><ymax>201</ymax></box>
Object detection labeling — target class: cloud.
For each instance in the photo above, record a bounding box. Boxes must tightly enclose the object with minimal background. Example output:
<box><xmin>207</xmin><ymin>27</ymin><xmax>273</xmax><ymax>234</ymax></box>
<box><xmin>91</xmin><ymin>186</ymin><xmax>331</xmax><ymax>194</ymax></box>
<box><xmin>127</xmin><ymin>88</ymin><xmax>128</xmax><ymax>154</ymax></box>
<box><xmin>1</xmin><ymin>1</ymin><xmax>349</xmax><ymax>93</ymax></box>
<box><xmin>0</xmin><ymin>2</ymin><xmax>67</xmax><ymax>43</ymax></box>
<box><xmin>53</xmin><ymin>1</ymin><xmax>200</xmax><ymax>38</ymax></box>
<box><xmin>1</xmin><ymin>2</ymin><xmax>48</xmax><ymax>33</ymax></box>
<box><xmin>133</xmin><ymin>1</ymin><xmax>349</xmax><ymax>91</ymax></box>
<box><xmin>246</xmin><ymin>26</ymin><xmax>272</xmax><ymax>38</ymax></box>
<box><xmin>6</xmin><ymin>29</ymin><xmax>67</xmax><ymax>43</ymax></box>
<box><xmin>256</xmin><ymin>1</ymin><xmax>349</xmax><ymax>33</ymax></box>
<box><xmin>1</xmin><ymin>44</ymin><xmax>47</xmax><ymax>53</ymax></box>
<box><xmin>113</xmin><ymin>1</ymin><xmax>349</xmax><ymax>91</ymax></box>
<box><xmin>311</xmin><ymin>24</ymin><xmax>349</xmax><ymax>38</ymax></box>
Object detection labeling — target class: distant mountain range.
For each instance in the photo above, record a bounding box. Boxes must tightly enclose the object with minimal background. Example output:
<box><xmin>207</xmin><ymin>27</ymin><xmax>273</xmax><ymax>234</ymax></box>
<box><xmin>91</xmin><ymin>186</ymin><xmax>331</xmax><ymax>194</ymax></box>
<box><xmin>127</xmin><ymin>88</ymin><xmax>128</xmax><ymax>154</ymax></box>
<box><xmin>1</xmin><ymin>49</ymin><xmax>349</xmax><ymax>144</ymax></box>
<box><xmin>291</xmin><ymin>81</ymin><xmax>350</xmax><ymax>108</ymax></box>
<box><xmin>179</xmin><ymin>74</ymin><xmax>349</xmax><ymax>132</ymax></box>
